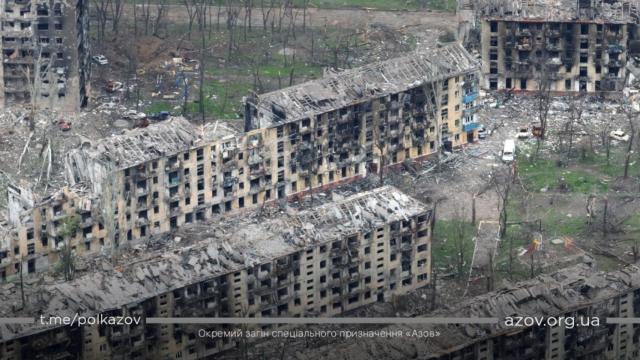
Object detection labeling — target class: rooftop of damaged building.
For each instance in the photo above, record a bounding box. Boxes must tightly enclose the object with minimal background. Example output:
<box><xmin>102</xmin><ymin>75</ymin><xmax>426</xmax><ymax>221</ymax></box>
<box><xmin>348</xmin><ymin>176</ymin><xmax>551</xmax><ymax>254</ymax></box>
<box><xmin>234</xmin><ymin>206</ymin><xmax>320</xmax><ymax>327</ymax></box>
<box><xmin>477</xmin><ymin>0</ymin><xmax>640</xmax><ymax>23</ymax></box>
<box><xmin>68</xmin><ymin>117</ymin><xmax>240</xmax><ymax>170</ymax></box>
<box><xmin>290</xmin><ymin>263</ymin><xmax>640</xmax><ymax>359</ymax></box>
<box><xmin>248</xmin><ymin>42</ymin><xmax>479</xmax><ymax>128</ymax></box>
<box><xmin>0</xmin><ymin>186</ymin><xmax>428</xmax><ymax>342</ymax></box>
<box><xmin>0</xmin><ymin>106</ymin><xmax>241</xmax><ymax>204</ymax></box>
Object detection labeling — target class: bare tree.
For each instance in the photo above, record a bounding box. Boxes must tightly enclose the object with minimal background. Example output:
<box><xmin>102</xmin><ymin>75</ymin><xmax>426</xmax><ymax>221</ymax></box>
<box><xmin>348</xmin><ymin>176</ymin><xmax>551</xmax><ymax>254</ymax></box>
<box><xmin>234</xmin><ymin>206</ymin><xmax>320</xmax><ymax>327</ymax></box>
<box><xmin>18</xmin><ymin>48</ymin><xmax>54</xmax><ymax>173</ymax></box>
<box><xmin>93</xmin><ymin>0</ymin><xmax>111</xmax><ymax>42</ymax></box>
<box><xmin>110</xmin><ymin>0</ymin><xmax>125</xmax><ymax>34</ymax></box>
<box><xmin>152</xmin><ymin>0</ymin><xmax>169</xmax><ymax>37</ymax></box>
<box><xmin>226</xmin><ymin>0</ymin><xmax>241</xmax><ymax>59</ymax></box>
<box><xmin>260</xmin><ymin>0</ymin><xmax>276</xmax><ymax>31</ymax></box>
<box><xmin>486</xmin><ymin>252</ymin><xmax>494</xmax><ymax>292</ymax></box>
<box><xmin>534</xmin><ymin>27</ymin><xmax>553</xmax><ymax>158</ymax></box>
<box><xmin>199</xmin><ymin>9</ymin><xmax>207</xmax><ymax>124</ymax></box>
<box><xmin>242</xmin><ymin>0</ymin><xmax>254</xmax><ymax>41</ymax></box>
<box><xmin>602</xmin><ymin>196</ymin><xmax>609</xmax><ymax>237</ymax></box>
<box><xmin>491</xmin><ymin>164</ymin><xmax>515</xmax><ymax>239</ymax></box>
<box><xmin>559</xmin><ymin>96</ymin><xmax>584</xmax><ymax>157</ymax></box>
<box><xmin>301</xmin><ymin>0</ymin><xmax>309</xmax><ymax>32</ymax></box>
<box><xmin>183</xmin><ymin>0</ymin><xmax>200</xmax><ymax>40</ymax></box>
<box><xmin>141</xmin><ymin>0</ymin><xmax>152</xmax><ymax>35</ymax></box>
<box><xmin>586</xmin><ymin>194</ymin><xmax>596</xmax><ymax>226</ymax></box>
<box><xmin>133</xmin><ymin>0</ymin><xmax>138</xmax><ymax>36</ymax></box>
<box><xmin>623</xmin><ymin>106</ymin><xmax>638</xmax><ymax>179</ymax></box>
<box><xmin>250</xmin><ymin>60</ymin><xmax>264</xmax><ymax>92</ymax></box>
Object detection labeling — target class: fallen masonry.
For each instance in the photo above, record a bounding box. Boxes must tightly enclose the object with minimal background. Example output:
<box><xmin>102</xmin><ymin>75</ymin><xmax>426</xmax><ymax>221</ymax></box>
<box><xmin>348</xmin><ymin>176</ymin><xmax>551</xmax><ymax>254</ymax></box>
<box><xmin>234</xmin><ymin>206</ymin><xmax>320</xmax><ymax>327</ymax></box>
<box><xmin>263</xmin><ymin>263</ymin><xmax>640</xmax><ymax>360</ymax></box>
<box><xmin>0</xmin><ymin>42</ymin><xmax>479</xmax><ymax>280</ymax></box>
<box><xmin>0</xmin><ymin>186</ymin><xmax>433</xmax><ymax>359</ymax></box>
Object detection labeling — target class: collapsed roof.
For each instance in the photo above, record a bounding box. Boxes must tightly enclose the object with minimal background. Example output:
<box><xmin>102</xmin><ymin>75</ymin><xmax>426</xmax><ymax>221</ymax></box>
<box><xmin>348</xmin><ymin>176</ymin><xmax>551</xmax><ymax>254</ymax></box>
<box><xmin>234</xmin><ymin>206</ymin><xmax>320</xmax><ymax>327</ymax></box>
<box><xmin>249</xmin><ymin>43</ymin><xmax>479</xmax><ymax>128</ymax></box>
<box><xmin>0</xmin><ymin>186</ymin><xmax>428</xmax><ymax>342</ymax></box>
<box><xmin>66</xmin><ymin>117</ymin><xmax>239</xmax><ymax>171</ymax></box>
<box><xmin>477</xmin><ymin>0</ymin><xmax>640</xmax><ymax>23</ymax></box>
<box><xmin>292</xmin><ymin>263</ymin><xmax>640</xmax><ymax>359</ymax></box>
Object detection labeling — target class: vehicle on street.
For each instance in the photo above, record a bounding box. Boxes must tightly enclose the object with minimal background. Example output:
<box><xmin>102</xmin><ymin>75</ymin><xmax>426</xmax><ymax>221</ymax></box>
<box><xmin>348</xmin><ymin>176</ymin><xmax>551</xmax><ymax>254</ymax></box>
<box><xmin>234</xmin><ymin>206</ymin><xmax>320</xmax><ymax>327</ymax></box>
<box><xmin>478</xmin><ymin>125</ymin><xmax>488</xmax><ymax>139</ymax></box>
<box><xmin>517</xmin><ymin>126</ymin><xmax>530</xmax><ymax>139</ymax></box>
<box><xmin>149</xmin><ymin>111</ymin><xmax>171</xmax><ymax>121</ymax></box>
<box><xmin>610</xmin><ymin>130</ymin><xmax>630</xmax><ymax>142</ymax></box>
<box><xmin>502</xmin><ymin>139</ymin><xmax>516</xmax><ymax>162</ymax></box>
<box><xmin>122</xmin><ymin>110</ymin><xmax>147</xmax><ymax>121</ymax></box>
<box><xmin>106</xmin><ymin>81</ymin><xmax>123</xmax><ymax>93</ymax></box>
<box><xmin>92</xmin><ymin>55</ymin><xmax>108</xmax><ymax>65</ymax></box>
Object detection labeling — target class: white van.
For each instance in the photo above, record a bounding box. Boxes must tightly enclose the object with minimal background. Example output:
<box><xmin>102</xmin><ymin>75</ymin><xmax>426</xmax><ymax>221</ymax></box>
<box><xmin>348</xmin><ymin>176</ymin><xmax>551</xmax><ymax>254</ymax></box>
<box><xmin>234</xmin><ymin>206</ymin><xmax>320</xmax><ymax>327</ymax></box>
<box><xmin>502</xmin><ymin>139</ymin><xmax>515</xmax><ymax>162</ymax></box>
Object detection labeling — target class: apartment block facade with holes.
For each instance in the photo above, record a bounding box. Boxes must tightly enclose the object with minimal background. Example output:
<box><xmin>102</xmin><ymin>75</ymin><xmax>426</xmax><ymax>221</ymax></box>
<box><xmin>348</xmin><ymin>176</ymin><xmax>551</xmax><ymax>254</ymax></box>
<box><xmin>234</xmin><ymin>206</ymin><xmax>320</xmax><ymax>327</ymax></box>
<box><xmin>0</xmin><ymin>0</ymin><xmax>90</xmax><ymax>109</ymax></box>
<box><xmin>480</xmin><ymin>0</ymin><xmax>637</xmax><ymax>92</ymax></box>
<box><xmin>0</xmin><ymin>43</ymin><xmax>478</xmax><ymax>281</ymax></box>
<box><xmin>0</xmin><ymin>187</ymin><xmax>432</xmax><ymax>359</ymax></box>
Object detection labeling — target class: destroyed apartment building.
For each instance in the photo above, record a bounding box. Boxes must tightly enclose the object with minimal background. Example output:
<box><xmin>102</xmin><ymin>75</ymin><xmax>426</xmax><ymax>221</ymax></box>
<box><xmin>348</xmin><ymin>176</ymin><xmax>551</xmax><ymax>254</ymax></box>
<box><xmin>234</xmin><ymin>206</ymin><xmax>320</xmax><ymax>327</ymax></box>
<box><xmin>0</xmin><ymin>0</ymin><xmax>90</xmax><ymax>110</ymax></box>
<box><xmin>293</xmin><ymin>263</ymin><xmax>640</xmax><ymax>360</ymax></box>
<box><xmin>0</xmin><ymin>187</ymin><xmax>432</xmax><ymax>359</ymax></box>
<box><xmin>0</xmin><ymin>42</ymin><xmax>478</xmax><ymax>280</ymax></box>
<box><xmin>479</xmin><ymin>0</ymin><xmax>640</xmax><ymax>92</ymax></box>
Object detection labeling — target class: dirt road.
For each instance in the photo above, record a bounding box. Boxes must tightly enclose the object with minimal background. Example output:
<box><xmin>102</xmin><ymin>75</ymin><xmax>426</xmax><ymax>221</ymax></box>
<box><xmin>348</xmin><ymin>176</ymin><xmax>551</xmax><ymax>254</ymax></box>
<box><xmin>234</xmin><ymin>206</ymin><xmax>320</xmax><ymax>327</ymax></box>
<box><xmin>121</xmin><ymin>5</ymin><xmax>456</xmax><ymax>32</ymax></box>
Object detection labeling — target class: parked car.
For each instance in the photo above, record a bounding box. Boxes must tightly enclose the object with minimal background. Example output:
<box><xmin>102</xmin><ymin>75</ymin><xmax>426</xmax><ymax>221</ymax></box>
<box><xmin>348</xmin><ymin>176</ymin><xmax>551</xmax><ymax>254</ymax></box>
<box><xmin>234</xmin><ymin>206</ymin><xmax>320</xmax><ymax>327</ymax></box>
<box><xmin>149</xmin><ymin>111</ymin><xmax>171</xmax><ymax>121</ymax></box>
<box><xmin>122</xmin><ymin>110</ymin><xmax>147</xmax><ymax>121</ymax></box>
<box><xmin>92</xmin><ymin>55</ymin><xmax>108</xmax><ymax>65</ymax></box>
<box><xmin>106</xmin><ymin>81</ymin><xmax>123</xmax><ymax>93</ymax></box>
<box><xmin>57</xmin><ymin>119</ymin><xmax>71</xmax><ymax>131</ymax></box>
<box><xmin>478</xmin><ymin>125</ymin><xmax>488</xmax><ymax>139</ymax></box>
<box><xmin>502</xmin><ymin>139</ymin><xmax>516</xmax><ymax>162</ymax></box>
<box><xmin>517</xmin><ymin>126</ymin><xmax>530</xmax><ymax>139</ymax></box>
<box><xmin>610</xmin><ymin>130</ymin><xmax>630</xmax><ymax>142</ymax></box>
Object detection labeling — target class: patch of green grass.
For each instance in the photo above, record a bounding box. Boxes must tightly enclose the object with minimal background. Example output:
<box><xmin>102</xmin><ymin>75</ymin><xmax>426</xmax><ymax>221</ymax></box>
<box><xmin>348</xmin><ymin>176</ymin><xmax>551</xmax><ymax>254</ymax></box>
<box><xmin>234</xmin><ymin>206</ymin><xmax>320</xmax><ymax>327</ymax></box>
<box><xmin>624</xmin><ymin>213</ymin><xmax>640</xmax><ymax>232</ymax></box>
<box><xmin>594</xmin><ymin>254</ymin><xmax>624</xmax><ymax>272</ymax></box>
<box><xmin>185</xmin><ymin>80</ymin><xmax>252</xmax><ymax>119</ymax></box>
<box><xmin>145</xmin><ymin>102</ymin><xmax>174</xmax><ymax>114</ymax></box>
<box><xmin>299</xmin><ymin>0</ymin><xmax>456</xmax><ymax>11</ymax></box>
<box><xmin>127</xmin><ymin>0</ymin><xmax>456</xmax><ymax>11</ymax></box>
<box><xmin>543</xmin><ymin>214</ymin><xmax>588</xmax><ymax>238</ymax></box>
<box><xmin>599</xmin><ymin>156</ymin><xmax>640</xmax><ymax>178</ymax></box>
<box><xmin>432</xmin><ymin>220</ymin><xmax>476</xmax><ymax>275</ymax></box>
<box><xmin>259</xmin><ymin>63</ymin><xmax>323</xmax><ymax>79</ymax></box>
<box><xmin>519</xmin><ymin>158</ymin><xmax>608</xmax><ymax>193</ymax></box>
<box><xmin>494</xmin><ymin>225</ymin><xmax>531</xmax><ymax>268</ymax></box>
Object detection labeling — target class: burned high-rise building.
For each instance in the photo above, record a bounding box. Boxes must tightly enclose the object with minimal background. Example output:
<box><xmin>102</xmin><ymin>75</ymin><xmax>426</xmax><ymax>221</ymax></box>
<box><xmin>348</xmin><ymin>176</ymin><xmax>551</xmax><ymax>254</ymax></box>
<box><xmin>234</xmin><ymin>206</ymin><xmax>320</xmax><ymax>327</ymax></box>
<box><xmin>479</xmin><ymin>0</ymin><xmax>640</xmax><ymax>92</ymax></box>
<box><xmin>0</xmin><ymin>187</ymin><xmax>432</xmax><ymax>359</ymax></box>
<box><xmin>0</xmin><ymin>43</ymin><xmax>478</xmax><ymax>280</ymax></box>
<box><xmin>0</xmin><ymin>0</ymin><xmax>90</xmax><ymax>110</ymax></box>
<box><xmin>290</xmin><ymin>264</ymin><xmax>640</xmax><ymax>360</ymax></box>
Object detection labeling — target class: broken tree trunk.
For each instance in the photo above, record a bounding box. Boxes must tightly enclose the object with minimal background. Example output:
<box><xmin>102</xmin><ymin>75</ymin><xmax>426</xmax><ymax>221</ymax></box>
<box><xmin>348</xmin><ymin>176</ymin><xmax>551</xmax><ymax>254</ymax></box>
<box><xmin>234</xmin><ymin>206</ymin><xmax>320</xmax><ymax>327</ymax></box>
<box><xmin>44</xmin><ymin>143</ymin><xmax>52</xmax><ymax>192</ymax></box>
<box><xmin>36</xmin><ymin>137</ymin><xmax>52</xmax><ymax>190</ymax></box>
<box><xmin>471</xmin><ymin>193</ymin><xmax>477</xmax><ymax>226</ymax></box>
<box><xmin>586</xmin><ymin>194</ymin><xmax>595</xmax><ymax>226</ymax></box>
<box><xmin>603</xmin><ymin>196</ymin><xmax>609</xmax><ymax>237</ymax></box>
<box><xmin>17</xmin><ymin>131</ymin><xmax>34</xmax><ymax>174</ymax></box>
<box><xmin>430</xmin><ymin>269</ymin><xmax>437</xmax><ymax>311</ymax></box>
